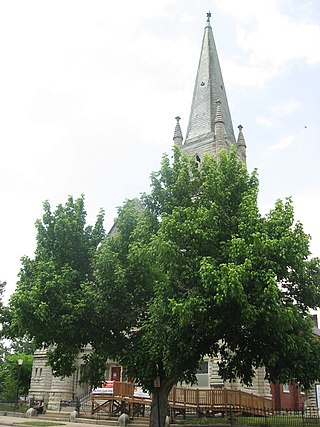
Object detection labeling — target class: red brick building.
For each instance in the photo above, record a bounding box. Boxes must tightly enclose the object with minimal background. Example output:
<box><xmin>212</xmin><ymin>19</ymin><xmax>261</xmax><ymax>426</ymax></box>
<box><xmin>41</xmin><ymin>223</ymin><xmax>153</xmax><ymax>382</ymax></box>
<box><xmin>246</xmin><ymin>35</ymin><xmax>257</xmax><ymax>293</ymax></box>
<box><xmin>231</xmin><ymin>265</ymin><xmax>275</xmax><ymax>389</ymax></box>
<box><xmin>271</xmin><ymin>382</ymin><xmax>306</xmax><ymax>411</ymax></box>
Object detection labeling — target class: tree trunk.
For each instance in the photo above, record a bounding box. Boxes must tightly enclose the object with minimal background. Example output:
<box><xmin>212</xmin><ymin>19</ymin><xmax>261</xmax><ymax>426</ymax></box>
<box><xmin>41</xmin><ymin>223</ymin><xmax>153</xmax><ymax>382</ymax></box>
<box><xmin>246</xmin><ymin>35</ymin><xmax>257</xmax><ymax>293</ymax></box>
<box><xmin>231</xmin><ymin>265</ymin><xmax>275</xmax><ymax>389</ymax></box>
<box><xmin>149</xmin><ymin>382</ymin><xmax>172</xmax><ymax>427</ymax></box>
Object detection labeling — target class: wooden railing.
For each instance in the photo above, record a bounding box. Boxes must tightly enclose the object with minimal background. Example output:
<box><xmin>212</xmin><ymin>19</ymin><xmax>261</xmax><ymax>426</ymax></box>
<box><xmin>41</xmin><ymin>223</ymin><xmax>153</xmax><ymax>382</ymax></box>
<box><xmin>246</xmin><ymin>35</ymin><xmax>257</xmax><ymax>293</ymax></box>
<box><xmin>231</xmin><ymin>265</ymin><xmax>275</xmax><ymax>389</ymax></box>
<box><xmin>92</xmin><ymin>381</ymin><xmax>135</xmax><ymax>398</ymax></box>
<box><xmin>92</xmin><ymin>381</ymin><xmax>273</xmax><ymax>413</ymax></box>
<box><xmin>169</xmin><ymin>386</ymin><xmax>273</xmax><ymax>411</ymax></box>
<box><xmin>113</xmin><ymin>381</ymin><xmax>135</xmax><ymax>397</ymax></box>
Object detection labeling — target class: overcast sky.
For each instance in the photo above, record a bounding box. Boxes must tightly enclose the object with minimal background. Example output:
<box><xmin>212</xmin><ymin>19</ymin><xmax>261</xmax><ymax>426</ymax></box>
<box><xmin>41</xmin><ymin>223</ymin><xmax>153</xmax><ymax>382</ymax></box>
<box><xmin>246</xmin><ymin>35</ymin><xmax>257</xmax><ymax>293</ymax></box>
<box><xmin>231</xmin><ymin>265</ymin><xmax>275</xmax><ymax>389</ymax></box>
<box><xmin>0</xmin><ymin>0</ymin><xmax>319</xmax><ymax>299</ymax></box>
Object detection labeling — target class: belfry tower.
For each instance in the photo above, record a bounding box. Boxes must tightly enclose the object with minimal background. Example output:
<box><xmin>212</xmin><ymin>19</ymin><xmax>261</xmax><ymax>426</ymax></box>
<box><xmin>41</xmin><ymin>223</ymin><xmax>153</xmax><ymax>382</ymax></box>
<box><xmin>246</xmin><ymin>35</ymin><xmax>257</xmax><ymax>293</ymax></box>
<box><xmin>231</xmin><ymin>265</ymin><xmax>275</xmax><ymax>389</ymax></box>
<box><xmin>173</xmin><ymin>12</ymin><xmax>246</xmax><ymax>164</ymax></box>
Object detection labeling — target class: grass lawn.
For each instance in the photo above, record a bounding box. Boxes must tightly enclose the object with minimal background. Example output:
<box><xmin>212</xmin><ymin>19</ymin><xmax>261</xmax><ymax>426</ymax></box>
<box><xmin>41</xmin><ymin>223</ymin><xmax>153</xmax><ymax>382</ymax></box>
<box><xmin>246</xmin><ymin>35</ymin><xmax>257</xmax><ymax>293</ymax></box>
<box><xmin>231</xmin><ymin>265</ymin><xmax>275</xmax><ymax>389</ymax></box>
<box><xmin>179</xmin><ymin>418</ymin><xmax>230</xmax><ymax>424</ymax></box>
<box><xmin>0</xmin><ymin>403</ymin><xmax>28</xmax><ymax>413</ymax></box>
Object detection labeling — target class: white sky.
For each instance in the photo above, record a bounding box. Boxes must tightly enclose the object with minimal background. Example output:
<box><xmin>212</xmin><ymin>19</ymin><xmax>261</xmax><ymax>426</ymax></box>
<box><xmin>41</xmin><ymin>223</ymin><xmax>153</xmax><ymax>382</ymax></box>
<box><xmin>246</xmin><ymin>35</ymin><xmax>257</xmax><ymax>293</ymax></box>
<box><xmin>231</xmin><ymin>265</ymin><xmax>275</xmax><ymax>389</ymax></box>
<box><xmin>0</xmin><ymin>0</ymin><xmax>319</xmax><ymax>300</ymax></box>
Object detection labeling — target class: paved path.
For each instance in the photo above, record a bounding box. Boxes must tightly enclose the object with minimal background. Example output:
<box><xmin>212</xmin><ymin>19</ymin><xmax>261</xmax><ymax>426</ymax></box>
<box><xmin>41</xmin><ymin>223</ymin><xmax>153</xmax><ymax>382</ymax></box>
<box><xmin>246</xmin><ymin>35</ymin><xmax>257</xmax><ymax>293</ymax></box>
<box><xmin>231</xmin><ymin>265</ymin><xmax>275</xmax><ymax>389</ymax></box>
<box><xmin>0</xmin><ymin>415</ymin><xmax>115</xmax><ymax>427</ymax></box>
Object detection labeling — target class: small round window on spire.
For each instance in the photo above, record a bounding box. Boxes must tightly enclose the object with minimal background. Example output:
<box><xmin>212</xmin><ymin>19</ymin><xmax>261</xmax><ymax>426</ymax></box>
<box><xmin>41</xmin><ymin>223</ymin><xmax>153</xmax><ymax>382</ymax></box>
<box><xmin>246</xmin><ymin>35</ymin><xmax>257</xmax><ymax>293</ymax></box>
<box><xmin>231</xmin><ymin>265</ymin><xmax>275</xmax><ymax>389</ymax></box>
<box><xmin>201</xmin><ymin>82</ymin><xmax>205</xmax><ymax>86</ymax></box>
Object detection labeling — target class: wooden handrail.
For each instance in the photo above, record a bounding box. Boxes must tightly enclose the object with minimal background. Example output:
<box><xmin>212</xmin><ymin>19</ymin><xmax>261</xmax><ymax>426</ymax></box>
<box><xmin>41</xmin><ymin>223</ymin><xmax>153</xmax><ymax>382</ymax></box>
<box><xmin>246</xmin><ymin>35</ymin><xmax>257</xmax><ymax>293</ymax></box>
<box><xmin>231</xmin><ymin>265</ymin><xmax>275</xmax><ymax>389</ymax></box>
<box><xmin>92</xmin><ymin>381</ymin><xmax>273</xmax><ymax>412</ymax></box>
<box><xmin>168</xmin><ymin>386</ymin><xmax>272</xmax><ymax>411</ymax></box>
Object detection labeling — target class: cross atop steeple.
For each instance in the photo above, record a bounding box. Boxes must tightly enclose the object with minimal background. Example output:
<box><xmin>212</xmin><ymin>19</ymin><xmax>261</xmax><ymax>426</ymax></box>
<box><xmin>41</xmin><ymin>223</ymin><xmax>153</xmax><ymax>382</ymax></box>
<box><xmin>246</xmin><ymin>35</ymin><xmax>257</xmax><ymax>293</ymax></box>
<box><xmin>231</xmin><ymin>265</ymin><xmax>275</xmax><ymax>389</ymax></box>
<box><xmin>207</xmin><ymin>11</ymin><xmax>211</xmax><ymax>22</ymax></box>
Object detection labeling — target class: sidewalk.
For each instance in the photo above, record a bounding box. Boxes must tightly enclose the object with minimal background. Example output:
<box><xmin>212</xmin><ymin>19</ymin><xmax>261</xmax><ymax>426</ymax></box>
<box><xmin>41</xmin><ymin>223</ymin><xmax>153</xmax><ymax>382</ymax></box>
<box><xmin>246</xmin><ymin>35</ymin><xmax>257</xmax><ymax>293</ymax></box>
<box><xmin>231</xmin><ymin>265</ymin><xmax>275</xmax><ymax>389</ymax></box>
<box><xmin>0</xmin><ymin>414</ymin><xmax>114</xmax><ymax>427</ymax></box>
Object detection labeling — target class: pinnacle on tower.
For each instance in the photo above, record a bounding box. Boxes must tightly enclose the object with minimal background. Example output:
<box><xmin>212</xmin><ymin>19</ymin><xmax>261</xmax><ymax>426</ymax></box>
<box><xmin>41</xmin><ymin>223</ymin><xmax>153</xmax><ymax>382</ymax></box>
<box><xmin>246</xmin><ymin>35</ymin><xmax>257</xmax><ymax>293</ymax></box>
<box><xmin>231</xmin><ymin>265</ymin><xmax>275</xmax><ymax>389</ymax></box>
<box><xmin>237</xmin><ymin>125</ymin><xmax>246</xmax><ymax>146</ymax></box>
<box><xmin>214</xmin><ymin>99</ymin><xmax>225</xmax><ymax>125</ymax></box>
<box><xmin>236</xmin><ymin>124</ymin><xmax>247</xmax><ymax>163</ymax></box>
<box><xmin>173</xmin><ymin>116</ymin><xmax>183</xmax><ymax>146</ymax></box>
<box><xmin>214</xmin><ymin>99</ymin><xmax>227</xmax><ymax>149</ymax></box>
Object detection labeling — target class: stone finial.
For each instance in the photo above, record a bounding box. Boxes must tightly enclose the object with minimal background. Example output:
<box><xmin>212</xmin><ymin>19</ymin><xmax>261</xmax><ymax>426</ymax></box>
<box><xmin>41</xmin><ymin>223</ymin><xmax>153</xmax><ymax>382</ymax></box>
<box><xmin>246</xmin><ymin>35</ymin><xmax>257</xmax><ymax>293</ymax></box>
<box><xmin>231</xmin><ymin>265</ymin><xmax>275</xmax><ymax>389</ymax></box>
<box><xmin>173</xmin><ymin>116</ymin><xmax>183</xmax><ymax>146</ymax></box>
<box><xmin>237</xmin><ymin>124</ymin><xmax>247</xmax><ymax>164</ymax></box>
<box><xmin>237</xmin><ymin>124</ymin><xmax>246</xmax><ymax>147</ymax></box>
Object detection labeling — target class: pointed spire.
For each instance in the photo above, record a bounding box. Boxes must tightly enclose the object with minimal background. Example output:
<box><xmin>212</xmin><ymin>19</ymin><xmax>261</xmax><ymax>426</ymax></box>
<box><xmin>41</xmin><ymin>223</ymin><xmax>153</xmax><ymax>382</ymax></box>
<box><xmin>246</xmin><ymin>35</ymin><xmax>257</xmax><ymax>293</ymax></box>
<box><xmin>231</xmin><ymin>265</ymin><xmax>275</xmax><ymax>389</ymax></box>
<box><xmin>237</xmin><ymin>124</ymin><xmax>247</xmax><ymax>163</ymax></box>
<box><xmin>173</xmin><ymin>116</ymin><xmax>183</xmax><ymax>146</ymax></box>
<box><xmin>185</xmin><ymin>12</ymin><xmax>236</xmax><ymax>146</ymax></box>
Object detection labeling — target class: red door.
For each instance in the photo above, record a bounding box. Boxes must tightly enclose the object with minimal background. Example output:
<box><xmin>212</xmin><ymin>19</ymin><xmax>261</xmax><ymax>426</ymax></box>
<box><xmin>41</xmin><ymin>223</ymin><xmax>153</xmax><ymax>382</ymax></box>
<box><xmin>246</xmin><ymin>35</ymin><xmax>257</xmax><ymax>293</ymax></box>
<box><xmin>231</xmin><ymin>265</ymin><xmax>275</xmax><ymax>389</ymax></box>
<box><xmin>111</xmin><ymin>366</ymin><xmax>121</xmax><ymax>381</ymax></box>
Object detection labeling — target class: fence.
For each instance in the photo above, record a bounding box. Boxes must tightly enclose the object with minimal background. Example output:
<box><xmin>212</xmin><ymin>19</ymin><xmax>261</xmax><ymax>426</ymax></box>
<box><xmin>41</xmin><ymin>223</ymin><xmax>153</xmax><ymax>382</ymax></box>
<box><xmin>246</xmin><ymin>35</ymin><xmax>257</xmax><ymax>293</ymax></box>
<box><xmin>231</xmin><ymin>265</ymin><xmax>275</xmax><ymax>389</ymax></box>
<box><xmin>0</xmin><ymin>399</ymin><xmax>28</xmax><ymax>413</ymax></box>
<box><xmin>177</xmin><ymin>408</ymin><xmax>320</xmax><ymax>427</ymax></box>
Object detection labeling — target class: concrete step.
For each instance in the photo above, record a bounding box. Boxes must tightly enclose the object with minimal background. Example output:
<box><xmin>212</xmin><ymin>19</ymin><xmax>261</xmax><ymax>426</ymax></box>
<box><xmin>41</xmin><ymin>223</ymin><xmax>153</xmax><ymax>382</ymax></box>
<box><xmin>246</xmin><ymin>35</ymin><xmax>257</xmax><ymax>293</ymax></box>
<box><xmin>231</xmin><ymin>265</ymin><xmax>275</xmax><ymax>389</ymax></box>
<box><xmin>37</xmin><ymin>411</ymin><xmax>70</xmax><ymax>421</ymax></box>
<box><xmin>39</xmin><ymin>411</ymin><xmax>150</xmax><ymax>427</ymax></box>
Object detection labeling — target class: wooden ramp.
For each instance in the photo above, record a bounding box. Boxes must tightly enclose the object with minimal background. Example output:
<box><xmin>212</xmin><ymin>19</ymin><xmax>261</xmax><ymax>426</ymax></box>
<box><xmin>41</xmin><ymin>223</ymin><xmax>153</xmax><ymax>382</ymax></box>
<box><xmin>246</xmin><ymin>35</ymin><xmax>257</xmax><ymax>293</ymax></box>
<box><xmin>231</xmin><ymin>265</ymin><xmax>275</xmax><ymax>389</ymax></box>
<box><xmin>169</xmin><ymin>386</ymin><xmax>272</xmax><ymax>417</ymax></box>
<box><xmin>91</xmin><ymin>382</ymin><xmax>273</xmax><ymax>419</ymax></box>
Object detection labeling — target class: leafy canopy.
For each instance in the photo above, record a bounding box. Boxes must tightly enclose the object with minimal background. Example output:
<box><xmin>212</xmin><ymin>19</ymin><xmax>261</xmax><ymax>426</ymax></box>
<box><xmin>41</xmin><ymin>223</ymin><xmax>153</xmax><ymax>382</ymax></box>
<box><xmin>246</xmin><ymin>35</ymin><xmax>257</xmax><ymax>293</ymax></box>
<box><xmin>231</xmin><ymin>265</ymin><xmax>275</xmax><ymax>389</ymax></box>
<box><xmin>7</xmin><ymin>195</ymin><xmax>105</xmax><ymax>376</ymax></box>
<box><xmin>0</xmin><ymin>353</ymin><xmax>33</xmax><ymax>400</ymax></box>
<box><xmin>7</xmin><ymin>149</ymin><xmax>320</xmax><ymax>392</ymax></box>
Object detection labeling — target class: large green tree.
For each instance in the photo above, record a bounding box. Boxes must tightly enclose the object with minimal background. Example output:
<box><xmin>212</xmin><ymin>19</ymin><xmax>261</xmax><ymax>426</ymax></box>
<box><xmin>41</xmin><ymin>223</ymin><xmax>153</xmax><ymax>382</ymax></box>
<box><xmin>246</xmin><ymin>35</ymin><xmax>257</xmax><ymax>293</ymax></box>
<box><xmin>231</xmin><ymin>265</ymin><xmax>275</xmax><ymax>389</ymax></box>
<box><xmin>6</xmin><ymin>195</ymin><xmax>105</xmax><ymax>372</ymax></box>
<box><xmin>6</xmin><ymin>149</ymin><xmax>320</xmax><ymax>427</ymax></box>
<box><xmin>0</xmin><ymin>339</ymin><xmax>35</xmax><ymax>401</ymax></box>
<box><xmin>0</xmin><ymin>353</ymin><xmax>33</xmax><ymax>401</ymax></box>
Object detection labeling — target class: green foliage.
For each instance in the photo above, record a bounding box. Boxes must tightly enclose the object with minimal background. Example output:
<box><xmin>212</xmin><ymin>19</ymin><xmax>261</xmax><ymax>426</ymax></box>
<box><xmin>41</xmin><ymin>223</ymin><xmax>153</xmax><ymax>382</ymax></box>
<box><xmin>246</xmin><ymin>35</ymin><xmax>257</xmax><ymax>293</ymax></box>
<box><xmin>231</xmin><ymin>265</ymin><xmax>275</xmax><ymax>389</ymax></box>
<box><xmin>0</xmin><ymin>282</ymin><xmax>34</xmax><ymax>401</ymax></box>
<box><xmin>6</xmin><ymin>149</ymin><xmax>320</xmax><ymax>398</ymax></box>
<box><xmin>6</xmin><ymin>195</ymin><xmax>105</xmax><ymax>376</ymax></box>
<box><xmin>0</xmin><ymin>353</ymin><xmax>33</xmax><ymax>400</ymax></box>
<box><xmin>9</xmin><ymin>337</ymin><xmax>36</xmax><ymax>355</ymax></box>
<box><xmin>0</xmin><ymin>281</ymin><xmax>7</xmax><ymax>339</ymax></box>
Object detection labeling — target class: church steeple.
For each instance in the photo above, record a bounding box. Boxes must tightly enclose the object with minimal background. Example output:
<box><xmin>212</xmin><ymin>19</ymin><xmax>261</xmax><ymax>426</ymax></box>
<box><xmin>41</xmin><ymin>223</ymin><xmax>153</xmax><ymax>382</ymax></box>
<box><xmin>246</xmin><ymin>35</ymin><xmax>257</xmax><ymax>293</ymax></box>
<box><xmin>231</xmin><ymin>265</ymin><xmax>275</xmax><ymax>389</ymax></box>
<box><xmin>180</xmin><ymin>12</ymin><xmax>239</xmax><ymax>162</ymax></box>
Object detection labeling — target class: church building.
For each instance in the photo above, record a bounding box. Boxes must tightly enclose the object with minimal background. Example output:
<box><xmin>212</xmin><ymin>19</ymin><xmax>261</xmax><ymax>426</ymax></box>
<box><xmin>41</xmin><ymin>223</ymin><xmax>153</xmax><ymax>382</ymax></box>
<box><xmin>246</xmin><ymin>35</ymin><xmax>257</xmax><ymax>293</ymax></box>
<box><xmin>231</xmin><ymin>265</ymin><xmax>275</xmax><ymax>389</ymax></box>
<box><xmin>28</xmin><ymin>12</ymin><xmax>271</xmax><ymax>410</ymax></box>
